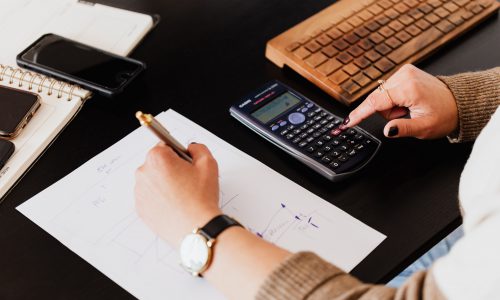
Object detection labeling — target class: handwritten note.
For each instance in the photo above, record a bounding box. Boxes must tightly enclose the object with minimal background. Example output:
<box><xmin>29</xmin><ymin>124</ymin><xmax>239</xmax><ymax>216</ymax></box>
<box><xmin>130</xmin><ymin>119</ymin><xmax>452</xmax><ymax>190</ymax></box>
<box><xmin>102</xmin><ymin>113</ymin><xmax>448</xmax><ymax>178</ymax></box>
<box><xmin>18</xmin><ymin>110</ymin><xmax>386</xmax><ymax>300</ymax></box>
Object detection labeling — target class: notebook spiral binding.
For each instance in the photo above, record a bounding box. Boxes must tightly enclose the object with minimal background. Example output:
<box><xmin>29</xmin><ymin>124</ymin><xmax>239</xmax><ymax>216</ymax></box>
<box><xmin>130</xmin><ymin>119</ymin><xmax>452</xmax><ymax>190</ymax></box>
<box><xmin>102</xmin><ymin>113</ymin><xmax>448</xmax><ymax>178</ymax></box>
<box><xmin>0</xmin><ymin>64</ymin><xmax>81</xmax><ymax>101</ymax></box>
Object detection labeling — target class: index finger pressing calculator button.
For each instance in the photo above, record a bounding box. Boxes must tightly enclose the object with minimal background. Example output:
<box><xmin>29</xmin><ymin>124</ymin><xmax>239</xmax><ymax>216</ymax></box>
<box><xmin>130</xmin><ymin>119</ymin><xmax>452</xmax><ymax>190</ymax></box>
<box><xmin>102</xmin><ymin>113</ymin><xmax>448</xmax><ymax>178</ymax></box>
<box><xmin>229</xmin><ymin>80</ymin><xmax>381</xmax><ymax>181</ymax></box>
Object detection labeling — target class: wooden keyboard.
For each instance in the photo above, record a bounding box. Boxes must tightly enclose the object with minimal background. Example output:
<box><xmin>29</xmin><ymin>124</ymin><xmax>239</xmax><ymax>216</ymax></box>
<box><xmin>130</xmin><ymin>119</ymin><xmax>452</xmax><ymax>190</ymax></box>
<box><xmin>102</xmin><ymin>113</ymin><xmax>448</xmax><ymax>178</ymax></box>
<box><xmin>266</xmin><ymin>0</ymin><xmax>500</xmax><ymax>106</ymax></box>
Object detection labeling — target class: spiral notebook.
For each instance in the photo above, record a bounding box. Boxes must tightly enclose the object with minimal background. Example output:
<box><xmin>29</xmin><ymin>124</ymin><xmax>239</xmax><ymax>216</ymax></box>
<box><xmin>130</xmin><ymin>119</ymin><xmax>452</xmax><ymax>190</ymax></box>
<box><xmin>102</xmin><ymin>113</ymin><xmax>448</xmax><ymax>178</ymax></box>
<box><xmin>0</xmin><ymin>0</ymin><xmax>158</xmax><ymax>199</ymax></box>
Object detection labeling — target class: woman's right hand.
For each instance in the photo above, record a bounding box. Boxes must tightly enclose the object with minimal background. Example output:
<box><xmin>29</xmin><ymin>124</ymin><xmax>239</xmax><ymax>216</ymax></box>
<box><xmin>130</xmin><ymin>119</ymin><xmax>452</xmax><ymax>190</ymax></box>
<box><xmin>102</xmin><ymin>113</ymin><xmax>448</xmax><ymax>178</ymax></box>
<box><xmin>343</xmin><ymin>64</ymin><xmax>459</xmax><ymax>139</ymax></box>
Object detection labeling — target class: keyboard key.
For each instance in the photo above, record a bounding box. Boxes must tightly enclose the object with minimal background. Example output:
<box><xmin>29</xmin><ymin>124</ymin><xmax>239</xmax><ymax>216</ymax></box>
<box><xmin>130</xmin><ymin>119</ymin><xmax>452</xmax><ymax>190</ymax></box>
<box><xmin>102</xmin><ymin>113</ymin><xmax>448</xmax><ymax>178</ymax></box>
<box><xmin>447</xmin><ymin>13</ymin><xmax>464</xmax><ymax>26</ymax></box>
<box><xmin>444</xmin><ymin>2</ymin><xmax>459</xmax><ymax>12</ymax></box>
<box><xmin>405</xmin><ymin>24</ymin><xmax>422</xmax><ymax>36</ymax></box>
<box><xmin>365</xmin><ymin>20</ymin><xmax>381</xmax><ymax>32</ymax></box>
<box><xmin>399</xmin><ymin>14</ymin><xmax>414</xmax><ymax>26</ymax></box>
<box><xmin>406</xmin><ymin>0</ymin><xmax>420</xmax><ymax>8</ymax></box>
<box><xmin>388</xmin><ymin>27</ymin><xmax>443</xmax><ymax>64</ymax></box>
<box><xmin>322</xmin><ymin>45</ymin><xmax>339</xmax><ymax>58</ymax></box>
<box><xmin>415</xmin><ymin>19</ymin><xmax>431</xmax><ymax>30</ymax></box>
<box><xmin>326</xmin><ymin>27</ymin><xmax>343</xmax><ymax>39</ymax></box>
<box><xmin>435</xmin><ymin>7</ymin><xmax>451</xmax><ymax>18</ymax></box>
<box><xmin>316</xmin><ymin>34</ymin><xmax>333</xmax><ymax>46</ymax></box>
<box><xmin>344</xmin><ymin>32</ymin><xmax>360</xmax><ymax>44</ymax></box>
<box><xmin>369</xmin><ymin>32</ymin><xmax>385</xmax><ymax>44</ymax></box>
<box><xmin>395</xmin><ymin>31</ymin><xmax>412</xmax><ymax>42</ymax></box>
<box><xmin>408</xmin><ymin>8</ymin><xmax>424</xmax><ymax>20</ymax></box>
<box><xmin>343</xmin><ymin>63</ymin><xmax>360</xmax><ymax>76</ymax></box>
<box><xmin>389</xmin><ymin>20</ymin><xmax>405</xmax><ymax>32</ymax></box>
<box><xmin>347</xmin><ymin>45</ymin><xmax>364</xmax><ymax>57</ymax></box>
<box><xmin>337</xmin><ymin>52</ymin><xmax>354</xmax><ymax>64</ymax></box>
<box><xmin>436</xmin><ymin>19</ymin><xmax>456</xmax><ymax>33</ymax></box>
<box><xmin>374</xmin><ymin>57</ymin><xmax>395</xmax><ymax>72</ymax></box>
<box><xmin>352</xmin><ymin>72</ymin><xmax>371</xmax><ymax>87</ymax></box>
<box><xmin>340</xmin><ymin>80</ymin><xmax>361</xmax><ymax>95</ymax></box>
<box><xmin>354</xmin><ymin>56</ymin><xmax>371</xmax><ymax>69</ymax></box>
<box><xmin>332</xmin><ymin>39</ymin><xmax>350</xmax><ymax>51</ymax></box>
<box><xmin>337</xmin><ymin>21</ymin><xmax>354</xmax><ymax>33</ymax></box>
<box><xmin>358</xmin><ymin>38</ymin><xmax>374</xmax><ymax>50</ymax></box>
<box><xmin>379</xmin><ymin>26</ymin><xmax>396</xmax><ymax>38</ymax></box>
<box><xmin>385</xmin><ymin>37</ymin><xmax>402</xmax><ymax>49</ymax></box>
<box><xmin>305</xmin><ymin>52</ymin><xmax>328</xmax><ymax>67</ymax></box>
<box><xmin>363</xmin><ymin>66</ymin><xmax>382</xmax><ymax>80</ymax></box>
<box><xmin>418</xmin><ymin>3</ymin><xmax>433</xmax><ymax>14</ymax></box>
<box><xmin>317</xmin><ymin>59</ymin><xmax>342</xmax><ymax>76</ymax></box>
<box><xmin>328</xmin><ymin>69</ymin><xmax>350</xmax><ymax>84</ymax></box>
<box><xmin>428</xmin><ymin>0</ymin><xmax>442</xmax><ymax>8</ymax></box>
<box><xmin>378</xmin><ymin>0</ymin><xmax>393</xmax><ymax>9</ymax></box>
<box><xmin>425</xmin><ymin>13</ymin><xmax>441</xmax><ymax>24</ymax></box>
<box><xmin>358</xmin><ymin>10</ymin><xmax>374</xmax><ymax>21</ymax></box>
<box><xmin>365</xmin><ymin>49</ymin><xmax>382</xmax><ymax>62</ymax></box>
<box><xmin>305</xmin><ymin>41</ymin><xmax>322</xmax><ymax>53</ymax></box>
<box><xmin>294</xmin><ymin>47</ymin><xmax>311</xmax><ymax>59</ymax></box>
<box><xmin>394</xmin><ymin>3</ymin><xmax>410</xmax><ymax>13</ymax></box>
<box><xmin>348</xmin><ymin>16</ymin><xmax>364</xmax><ymax>27</ymax></box>
<box><xmin>375</xmin><ymin>16</ymin><xmax>391</xmax><ymax>26</ymax></box>
<box><xmin>385</xmin><ymin>8</ymin><xmax>399</xmax><ymax>20</ymax></box>
<box><xmin>375</xmin><ymin>43</ymin><xmax>392</xmax><ymax>55</ymax></box>
<box><xmin>368</xmin><ymin>4</ymin><xmax>384</xmax><ymax>15</ymax></box>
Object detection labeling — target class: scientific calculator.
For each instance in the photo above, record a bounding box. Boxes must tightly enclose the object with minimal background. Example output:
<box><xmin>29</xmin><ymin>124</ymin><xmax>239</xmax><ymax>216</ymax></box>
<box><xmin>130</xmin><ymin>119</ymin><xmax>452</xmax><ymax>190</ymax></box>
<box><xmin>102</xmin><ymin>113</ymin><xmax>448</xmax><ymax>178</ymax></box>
<box><xmin>230</xmin><ymin>81</ymin><xmax>381</xmax><ymax>181</ymax></box>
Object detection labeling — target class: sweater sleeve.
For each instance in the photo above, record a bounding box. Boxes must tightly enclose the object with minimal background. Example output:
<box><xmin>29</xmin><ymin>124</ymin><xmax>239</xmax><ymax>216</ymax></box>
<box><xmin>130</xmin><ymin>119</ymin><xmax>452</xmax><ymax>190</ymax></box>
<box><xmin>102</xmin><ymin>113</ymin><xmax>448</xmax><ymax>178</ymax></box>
<box><xmin>437</xmin><ymin>67</ymin><xmax>500</xmax><ymax>143</ymax></box>
<box><xmin>256</xmin><ymin>252</ymin><xmax>446</xmax><ymax>300</ymax></box>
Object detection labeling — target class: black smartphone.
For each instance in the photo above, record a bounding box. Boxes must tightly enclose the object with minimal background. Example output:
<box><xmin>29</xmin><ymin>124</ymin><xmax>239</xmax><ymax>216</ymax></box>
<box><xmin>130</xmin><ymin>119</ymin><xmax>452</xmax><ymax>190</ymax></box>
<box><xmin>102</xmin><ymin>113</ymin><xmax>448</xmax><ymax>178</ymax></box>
<box><xmin>17</xmin><ymin>34</ymin><xmax>146</xmax><ymax>97</ymax></box>
<box><xmin>0</xmin><ymin>86</ymin><xmax>41</xmax><ymax>139</ymax></box>
<box><xmin>0</xmin><ymin>139</ymin><xmax>15</xmax><ymax>171</ymax></box>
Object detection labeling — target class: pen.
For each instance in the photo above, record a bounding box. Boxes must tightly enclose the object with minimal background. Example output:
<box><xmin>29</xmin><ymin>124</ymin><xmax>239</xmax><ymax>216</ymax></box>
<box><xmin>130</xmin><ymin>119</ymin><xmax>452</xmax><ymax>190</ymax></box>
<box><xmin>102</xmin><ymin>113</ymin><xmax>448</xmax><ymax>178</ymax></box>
<box><xmin>135</xmin><ymin>111</ymin><xmax>193</xmax><ymax>163</ymax></box>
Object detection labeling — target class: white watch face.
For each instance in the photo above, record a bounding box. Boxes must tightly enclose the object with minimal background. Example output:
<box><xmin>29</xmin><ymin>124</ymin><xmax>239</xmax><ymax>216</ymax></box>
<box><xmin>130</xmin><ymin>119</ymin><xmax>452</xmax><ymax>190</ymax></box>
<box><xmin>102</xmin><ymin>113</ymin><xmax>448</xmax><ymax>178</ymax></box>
<box><xmin>180</xmin><ymin>233</ymin><xmax>210</xmax><ymax>274</ymax></box>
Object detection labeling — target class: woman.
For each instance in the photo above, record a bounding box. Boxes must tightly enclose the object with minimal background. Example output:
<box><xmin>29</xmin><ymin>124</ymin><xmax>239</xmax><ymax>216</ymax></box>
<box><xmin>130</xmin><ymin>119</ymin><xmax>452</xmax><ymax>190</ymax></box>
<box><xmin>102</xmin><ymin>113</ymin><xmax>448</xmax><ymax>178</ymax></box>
<box><xmin>134</xmin><ymin>64</ymin><xmax>500</xmax><ymax>299</ymax></box>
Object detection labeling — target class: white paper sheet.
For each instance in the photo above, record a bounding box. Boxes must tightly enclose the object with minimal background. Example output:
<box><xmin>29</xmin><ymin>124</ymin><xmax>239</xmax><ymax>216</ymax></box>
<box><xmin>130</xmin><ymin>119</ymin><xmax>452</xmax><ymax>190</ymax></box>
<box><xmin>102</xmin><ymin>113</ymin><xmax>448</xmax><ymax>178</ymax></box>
<box><xmin>18</xmin><ymin>110</ymin><xmax>386</xmax><ymax>300</ymax></box>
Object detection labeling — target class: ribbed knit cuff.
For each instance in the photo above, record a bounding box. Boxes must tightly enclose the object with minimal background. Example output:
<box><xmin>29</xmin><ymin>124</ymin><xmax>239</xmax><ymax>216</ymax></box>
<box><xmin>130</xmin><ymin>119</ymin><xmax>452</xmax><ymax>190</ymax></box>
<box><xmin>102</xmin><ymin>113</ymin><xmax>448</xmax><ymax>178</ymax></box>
<box><xmin>437</xmin><ymin>67</ymin><xmax>500</xmax><ymax>143</ymax></box>
<box><xmin>256</xmin><ymin>252</ymin><xmax>354</xmax><ymax>300</ymax></box>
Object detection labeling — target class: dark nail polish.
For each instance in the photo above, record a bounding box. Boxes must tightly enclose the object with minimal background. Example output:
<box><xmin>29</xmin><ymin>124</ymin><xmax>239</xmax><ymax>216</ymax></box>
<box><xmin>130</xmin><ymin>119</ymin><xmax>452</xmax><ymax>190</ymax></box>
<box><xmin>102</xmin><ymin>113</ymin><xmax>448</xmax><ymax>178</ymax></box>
<box><xmin>190</xmin><ymin>142</ymin><xmax>198</xmax><ymax>144</ymax></box>
<box><xmin>388</xmin><ymin>126</ymin><xmax>398</xmax><ymax>137</ymax></box>
<box><xmin>343</xmin><ymin>117</ymin><xmax>350</xmax><ymax>125</ymax></box>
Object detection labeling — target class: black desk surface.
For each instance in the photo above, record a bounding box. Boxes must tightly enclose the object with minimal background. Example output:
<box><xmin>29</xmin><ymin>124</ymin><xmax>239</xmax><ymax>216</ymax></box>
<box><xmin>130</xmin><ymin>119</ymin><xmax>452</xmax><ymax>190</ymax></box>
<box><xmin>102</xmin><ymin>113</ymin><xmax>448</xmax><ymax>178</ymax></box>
<box><xmin>1</xmin><ymin>0</ymin><xmax>499</xmax><ymax>298</ymax></box>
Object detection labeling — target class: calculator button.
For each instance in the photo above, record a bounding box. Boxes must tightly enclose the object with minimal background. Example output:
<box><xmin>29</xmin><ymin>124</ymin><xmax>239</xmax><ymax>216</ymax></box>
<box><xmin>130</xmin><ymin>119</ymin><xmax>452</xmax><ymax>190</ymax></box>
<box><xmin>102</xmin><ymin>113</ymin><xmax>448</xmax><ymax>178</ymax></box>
<box><xmin>338</xmin><ymin>155</ymin><xmax>349</xmax><ymax>162</ymax></box>
<box><xmin>331</xmin><ymin>139</ymin><xmax>341</xmax><ymax>146</ymax></box>
<box><xmin>355</xmin><ymin>144</ymin><xmax>365</xmax><ymax>151</ymax></box>
<box><xmin>313</xmin><ymin>124</ymin><xmax>322</xmax><ymax>129</ymax></box>
<box><xmin>287</xmin><ymin>125</ymin><xmax>296</xmax><ymax>130</ymax></box>
<box><xmin>288</xmin><ymin>112</ymin><xmax>306</xmax><ymax>125</ymax></box>
<box><xmin>301</xmin><ymin>108</ymin><xmax>309</xmax><ymax>113</ymax></box>
<box><xmin>280</xmin><ymin>130</ymin><xmax>289</xmax><ymax>136</ymax></box>
<box><xmin>326</xmin><ymin>123</ymin><xmax>335</xmax><ymax>129</ymax></box>
<box><xmin>293</xmin><ymin>129</ymin><xmax>302</xmax><ymax>135</ymax></box>
<box><xmin>307</xmin><ymin>128</ymin><xmax>315</xmax><ymax>134</ymax></box>
<box><xmin>346</xmin><ymin>129</ymin><xmax>357</xmax><ymax>135</ymax></box>
<box><xmin>280</xmin><ymin>121</ymin><xmax>287</xmax><ymax>126</ymax></box>
<box><xmin>299</xmin><ymin>141</ymin><xmax>308</xmax><ymax>148</ymax></box>
<box><xmin>307</xmin><ymin>112</ymin><xmax>316</xmax><ymax>118</ymax></box>
<box><xmin>334</xmin><ymin>119</ymin><xmax>342</xmax><ymax>125</ymax></box>
<box><xmin>331</xmin><ymin>128</ymin><xmax>342</xmax><ymax>136</ymax></box>
<box><xmin>326</xmin><ymin>115</ymin><xmax>335</xmax><ymax>121</ymax></box>
<box><xmin>300</xmin><ymin>124</ymin><xmax>309</xmax><ymax>130</ymax></box>
<box><xmin>286</xmin><ymin>134</ymin><xmax>295</xmax><ymax>140</ymax></box>
<box><xmin>338</xmin><ymin>145</ymin><xmax>348</xmax><ymax>151</ymax></box>
<box><xmin>329</xmin><ymin>161</ymin><xmax>341</xmax><ymax>169</ymax></box>
<box><xmin>315</xmin><ymin>140</ymin><xmax>324</xmax><ymax>147</ymax></box>
<box><xmin>306</xmin><ymin>137</ymin><xmax>315</xmax><ymax>143</ymax></box>
<box><xmin>365</xmin><ymin>139</ymin><xmax>373</xmax><ymax>145</ymax></box>
<box><xmin>320</xmin><ymin>111</ymin><xmax>328</xmax><ymax>117</ymax></box>
<box><xmin>271</xmin><ymin>125</ymin><xmax>279</xmax><ymax>131</ymax></box>
<box><xmin>322</xmin><ymin>145</ymin><xmax>332</xmax><ymax>152</ymax></box>
<box><xmin>292</xmin><ymin>137</ymin><xmax>302</xmax><ymax>144</ymax></box>
<box><xmin>322</xmin><ymin>135</ymin><xmax>332</xmax><ymax>141</ymax></box>
<box><xmin>331</xmin><ymin>150</ymin><xmax>341</xmax><ymax>157</ymax></box>
<box><xmin>313</xmin><ymin>132</ymin><xmax>322</xmax><ymax>138</ymax></box>
<box><xmin>320</xmin><ymin>119</ymin><xmax>329</xmax><ymax>125</ymax></box>
<box><xmin>347</xmin><ymin>149</ymin><xmax>357</xmax><ymax>156</ymax></box>
<box><xmin>354</xmin><ymin>133</ymin><xmax>364</xmax><ymax>140</ymax></box>
<box><xmin>299</xmin><ymin>133</ymin><xmax>308</xmax><ymax>139</ymax></box>
<box><xmin>346</xmin><ymin>139</ymin><xmax>356</xmax><ymax>145</ymax></box>
<box><xmin>313</xmin><ymin>115</ymin><xmax>322</xmax><ymax>121</ymax></box>
<box><xmin>319</xmin><ymin>127</ymin><xmax>329</xmax><ymax>134</ymax></box>
<box><xmin>306</xmin><ymin>146</ymin><xmax>315</xmax><ymax>153</ymax></box>
<box><xmin>307</xmin><ymin>103</ymin><xmax>314</xmax><ymax>108</ymax></box>
<box><xmin>339</xmin><ymin>134</ymin><xmax>348</xmax><ymax>140</ymax></box>
<box><xmin>314</xmin><ymin>108</ymin><xmax>322</xmax><ymax>113</ymax></box>
<box><xmin>306</xmin><ymin>119</ymin><xmax>315</xmax><ymax>125</ymax></box>
<box><xmin>314</xmin><ymin>151</ymin><xmax>325</xmax><ymax>158</ymax></box>
<box><xmin>321</xmin><ymin>156</ymin><xmax>332</xmax><ymax>164</ymax></box>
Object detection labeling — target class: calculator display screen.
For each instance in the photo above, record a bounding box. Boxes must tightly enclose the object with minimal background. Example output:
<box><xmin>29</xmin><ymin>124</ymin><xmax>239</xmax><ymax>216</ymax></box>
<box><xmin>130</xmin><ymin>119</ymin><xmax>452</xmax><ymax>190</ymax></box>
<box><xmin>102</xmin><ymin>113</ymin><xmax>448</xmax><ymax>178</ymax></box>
<box><xmin>251</xmin><ymin>92</ymin><xmax>301</xmax><ymax>124</ymax></box>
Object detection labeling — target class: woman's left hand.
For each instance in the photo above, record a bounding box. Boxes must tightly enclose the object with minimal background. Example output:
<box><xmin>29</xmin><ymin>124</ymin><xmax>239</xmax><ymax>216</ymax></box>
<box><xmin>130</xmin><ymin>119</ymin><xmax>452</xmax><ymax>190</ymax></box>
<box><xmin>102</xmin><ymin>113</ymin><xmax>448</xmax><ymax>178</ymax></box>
<box><xmin>134</xmin><ymin>143</ymin><xmax>222</xmax><ymax>247</ymax></box>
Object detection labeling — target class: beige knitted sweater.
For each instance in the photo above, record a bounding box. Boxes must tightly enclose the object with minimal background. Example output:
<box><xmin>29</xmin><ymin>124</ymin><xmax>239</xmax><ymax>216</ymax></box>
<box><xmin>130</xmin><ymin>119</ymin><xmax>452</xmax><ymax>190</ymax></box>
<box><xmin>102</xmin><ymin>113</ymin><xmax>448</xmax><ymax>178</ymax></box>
<box><xmin>256</xmin><ymin>67</ymin><xmax>500</xmax><ymax>300</ymax></box>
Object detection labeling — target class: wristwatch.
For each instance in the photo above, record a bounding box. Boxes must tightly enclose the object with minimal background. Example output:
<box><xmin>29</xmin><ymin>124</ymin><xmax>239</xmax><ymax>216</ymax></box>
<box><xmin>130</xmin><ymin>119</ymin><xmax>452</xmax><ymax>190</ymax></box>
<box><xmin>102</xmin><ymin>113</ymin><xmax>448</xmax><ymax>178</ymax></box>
<box><xmin>180</xmin><ymin>214</ymin><xmax>243</xmax><ymax>276</ymax></box>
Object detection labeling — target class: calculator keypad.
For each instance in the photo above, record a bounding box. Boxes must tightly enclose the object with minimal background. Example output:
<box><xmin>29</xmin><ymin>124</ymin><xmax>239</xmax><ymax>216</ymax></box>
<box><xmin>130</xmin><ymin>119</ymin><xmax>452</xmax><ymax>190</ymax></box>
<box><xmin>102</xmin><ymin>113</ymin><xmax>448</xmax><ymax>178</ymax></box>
<box><xmin>271</xmin><ymin>103</ymin><xmax>379</xmax><ymax>174</ymax></box>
